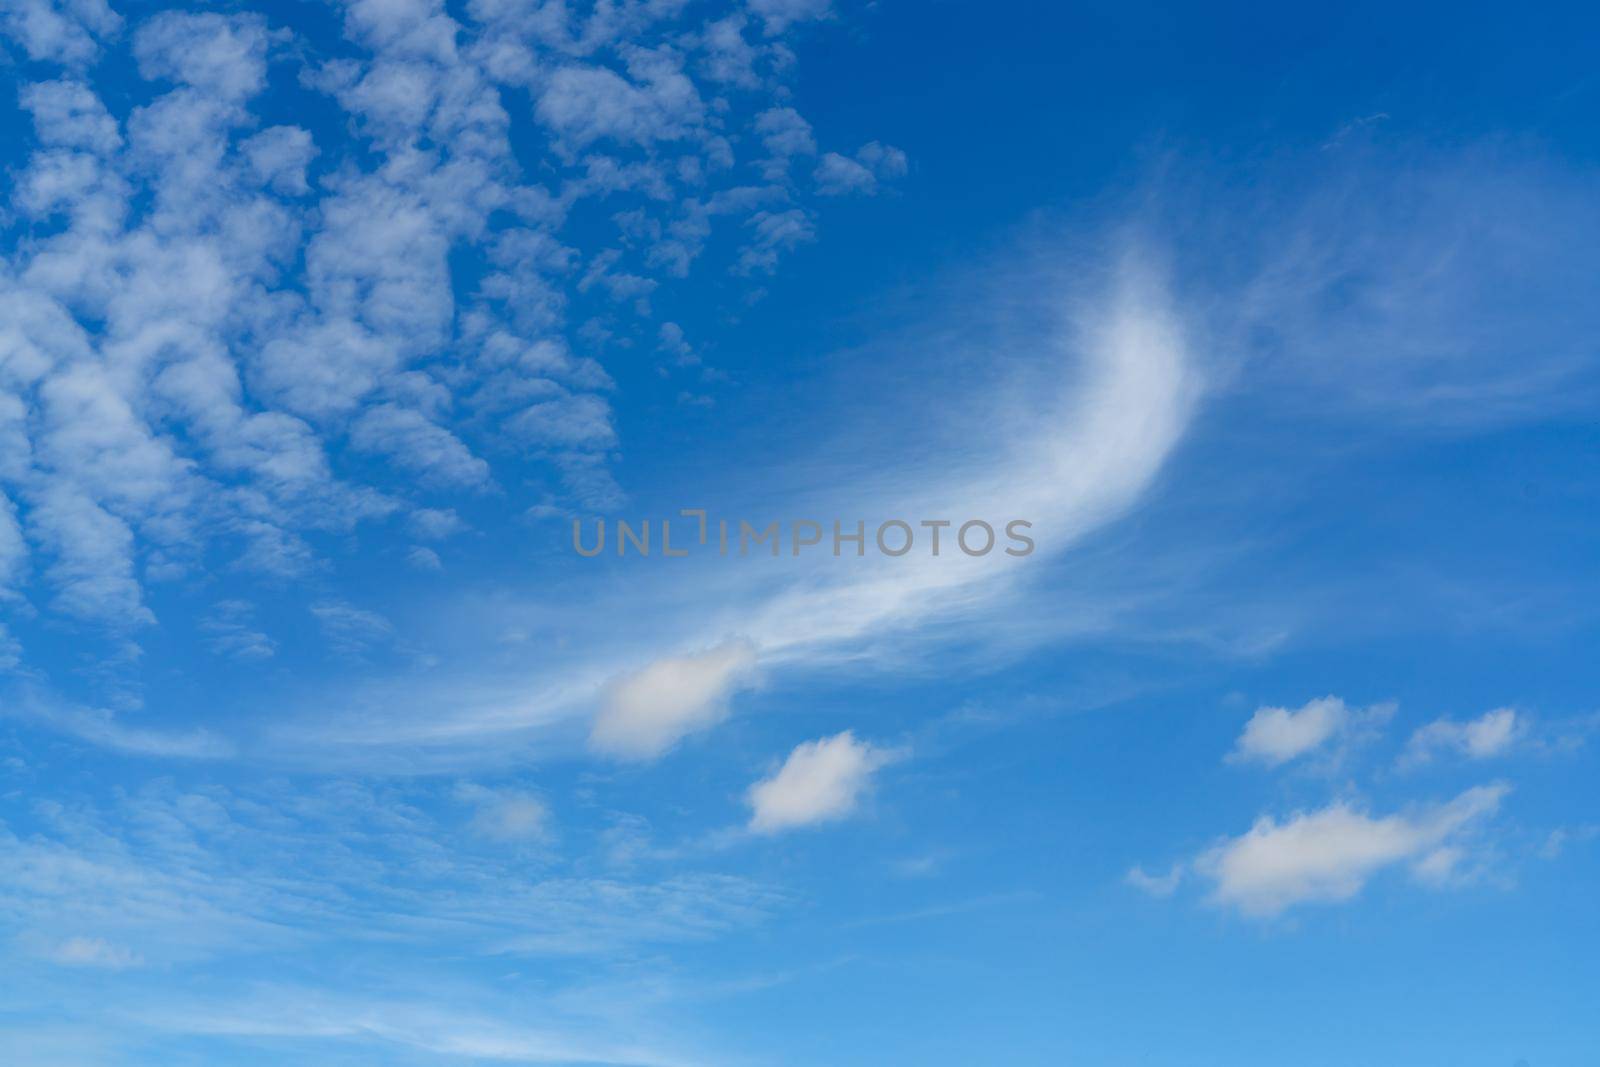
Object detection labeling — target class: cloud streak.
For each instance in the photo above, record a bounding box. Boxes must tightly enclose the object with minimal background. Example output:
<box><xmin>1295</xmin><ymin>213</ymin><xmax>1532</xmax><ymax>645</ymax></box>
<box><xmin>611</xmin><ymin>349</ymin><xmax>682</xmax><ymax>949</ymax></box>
<box><xmin>278</xmin><ymin>254</ymin><xmax>1200</xmax><ymax>764</ymax></box>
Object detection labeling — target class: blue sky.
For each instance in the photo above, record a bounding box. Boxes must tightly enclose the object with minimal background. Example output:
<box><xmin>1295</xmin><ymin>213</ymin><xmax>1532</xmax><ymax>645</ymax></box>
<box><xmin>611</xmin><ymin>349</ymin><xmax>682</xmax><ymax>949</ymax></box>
<box><xmin>1</xmin><ymin>0</ymin><xmax>1598</xmax><ymax>1064</ymax></box>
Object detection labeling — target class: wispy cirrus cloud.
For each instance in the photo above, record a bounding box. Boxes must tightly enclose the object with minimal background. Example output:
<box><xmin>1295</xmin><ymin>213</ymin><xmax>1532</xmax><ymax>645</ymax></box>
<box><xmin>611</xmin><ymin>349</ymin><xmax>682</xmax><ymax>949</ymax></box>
<box><xmin>0</xmin><ymin>772</ymin><xmax>769</xmax><ymax>1063</ymax></box>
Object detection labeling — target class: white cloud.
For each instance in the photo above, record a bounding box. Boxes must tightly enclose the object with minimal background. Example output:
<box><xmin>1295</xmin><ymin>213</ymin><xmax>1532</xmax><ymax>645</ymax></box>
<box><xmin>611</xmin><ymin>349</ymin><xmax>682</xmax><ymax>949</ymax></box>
<box><xmin>507</xmin><ymin>392</ymin><xmax>618</xmax><ymax>449</ymax></box>
<box><xmin>348</xmin><ymin>403</ymin><xmax>492</xmax><ymax>490</ymax></box>
<box><xmin>1125</xmin><ymin>864</ymin><xmax>1183</xmax><ymax>898</ymax></box>
<box><xmin>814</xmin><ymin>141</ymin><xmax>907</xmax><ymax>196</ymax></box>
<box><xmin>281</xmin><ymin>256</ymin><xmax>1200</xmax><ymax>764</ymax></box>
<box><xmin>1196</xmin><ymin>783</ymin><xmax>1509</xmax><ymax>917</ymax></box>
<box><xmin>1228</xmin><ymin>696</ymin><xmax>1394</xmax><ymax>768</ymax></box>
<box><xmin>736</xmin><ymin>207</ymin><xmax>815</xmax><ymax>274</ymax></box>
<box><xmin>747</xmin><ymin>731</ymin><xmax>889</xmax><ymax>833</ymax></box>
<box><xmin>753</xmin><ymin>106</ymin><xmax>814</xmax><ymax>178</ymax></box>
<box><xmin>698</xmin><ymin>14</ymin><xmax>763</xmax><ymax>88</ymax></box>
<box><xmin>19</xmin><ymin>79</ymin><xmax>122</xmax><ymax>154</ymax></box>
<box><xmin>813</xmin><ymin>152</ymin><xmax>874</xmax><ymax>196</ymax></box>
<box><xmin>26</xmin><ymin>485</ymin><xmax>154</xmax><ymax>627</ymax></box>
<box><xmin>536</xmin><ymin>58</ymin><xmax>705</xmax><ymax>150</ymax></box>
<box><xmin>656</xmin><ymin>321</ymin><xmax>697</xmax><ymax>366</ymax></box>
<box><xmin>1229</xmin><ymin>695</ymin><xmax>1349</xmax><ymax>766</ymax></box>
<box><xmin>1</xmin><ymin>0</ymin><xmax>915</xmax><ymax>718</ymax></box>
<box><xmin>1405</xmin><ymin>707</ymin><xmax>1521</xmax><ymax>763</ymax></box>
<box><xmin>590</xmin><ymin>641</ymin><xmax>758</xmax><ymax>760</ymax></box>
<box><xmin>133</xmin><ymin>11</ymin><xmax>273</xmax><ymax>101</ymax></box>
<box><xmin>0</xmin><ymin>0</ymin><xmax>122</xmax><ymax>67</ymax></box>
<box><xmin>856</xmin><ymin>140</ymin><xmax>908</xmax><ymax>179</ymax></box>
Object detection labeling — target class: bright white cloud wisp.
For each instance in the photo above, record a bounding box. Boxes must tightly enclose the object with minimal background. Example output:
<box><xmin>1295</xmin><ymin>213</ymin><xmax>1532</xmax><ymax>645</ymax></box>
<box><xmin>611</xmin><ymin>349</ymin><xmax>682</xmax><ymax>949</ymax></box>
<box><xmin>1405</xmin><ymin>707</ymin><xmax>1521</xmax><ymax>764</ymax></box>
<box><xmin>277</xmin><ymin>260</ymin><xmax>1200</xmax><ymax>764</ymax></box>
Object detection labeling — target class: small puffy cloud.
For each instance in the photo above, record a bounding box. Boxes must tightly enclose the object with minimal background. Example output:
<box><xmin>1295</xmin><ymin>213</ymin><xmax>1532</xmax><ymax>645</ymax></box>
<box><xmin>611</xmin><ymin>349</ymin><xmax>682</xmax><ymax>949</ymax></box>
<box><xmin>0</xmin><ymin>0</ymin><xmax>122</xmax><ymax>66</ymax></box>
<box><xmin>814</xmin><ymin>141</ymin><xmax>908</xmax><ymax>196</ymax></box>
<box><xmin>1228</xmin><ymin>695</ymin><xmax>1390</xmax><ymax>767</ymax></box>
<box><xmin>699</xmin><ymin>14</ymin><xmax>762</xmax><ymax>88</ymax></box>
<box><xmin>657</xmin><ymin>321</ymin><xmax>697</xmax><ymax>365</ymax></box>
<box><xmin>754</xmin><ymin>106</ymin><xmax>815</xmax><ymax>158</ymax></box>
<box><xmin>1405</xmin><ymin>707</ymin><xmax>1521</xmax><ymax>764</ymax></box>
<box><xmin>1230</xmin><ymin>696</ymin><xmax>1345</xmax><ymax>765</ymax></box>
<box><xmin>19</xmin><ymin>79</ymin><xmax>122</xmax><ymax>154</ymax></box>
<box><xmin>456</xmin><ymin>783</ymin><xmax>549</xmax><ymax>842</ymax></box>
<box><xmin>813</xmin><ymin>152</ymin><xmax>874</xmax><ymax>196</ymax></box>
<box><xmin>1125</xmin><ymin>864</ymin><xmax>1183</xmax><ymax>898</ymax></box>
<box><xmin>747</xmin><ymin>731</ymin><xmax>890</xmax><ymax>833</ymax></box>
<box><xmin>536</xmin><ymin>60</ymin><xmax>703</xmax><ymax>149</ymax></box>
<box><xmin>753</xmin><ymin>106</ymin><xmax>815</xmax><ymax>178</ymax></box>
<box><xmin>1196</xmin><ymin>783</ymin><xmax>1509</xmax><ymax>917</ymax></box>
<box><xmin>133</xmin><ymin>11</ymin><xmax>273</xmax><ymax>101</ymax></box>
<box><xmin>507</xmin><ymin>393</ymin><xmax>617</xmax><ymax>450</ymax></box>
<box><xmin>590</xmin><ymin>641</ymin><xmax>758</xmax><ymax>760</ymax></box>
<box><xmin>856</xmin><ymin>141</ymin><xmax>909</xmax><ymax>179</ymax></box>
<box><xmin>578</xmin><ymin>249</ymin><xmax>659</xmax><ymax>308</ymax></box>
